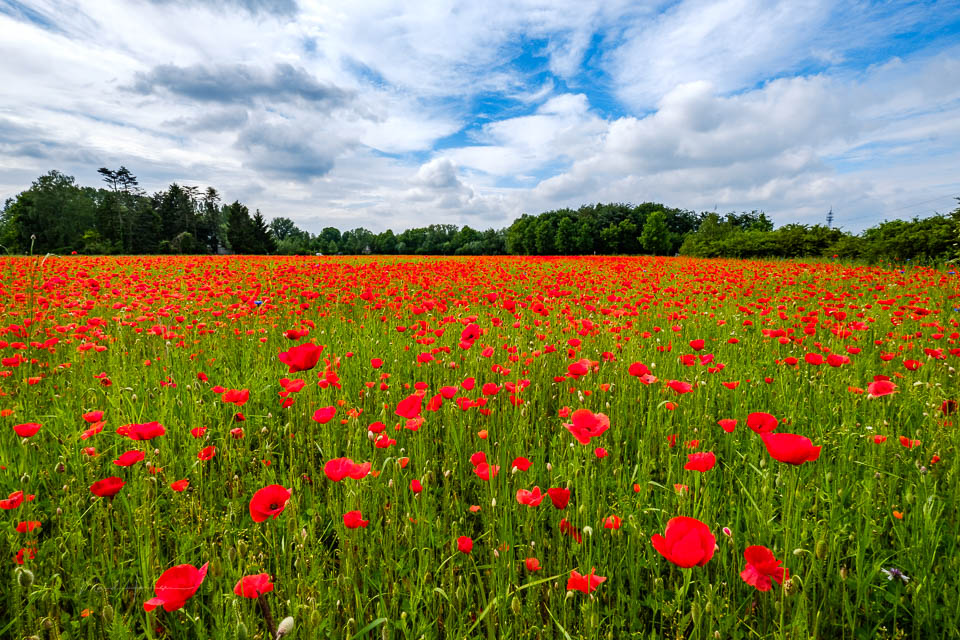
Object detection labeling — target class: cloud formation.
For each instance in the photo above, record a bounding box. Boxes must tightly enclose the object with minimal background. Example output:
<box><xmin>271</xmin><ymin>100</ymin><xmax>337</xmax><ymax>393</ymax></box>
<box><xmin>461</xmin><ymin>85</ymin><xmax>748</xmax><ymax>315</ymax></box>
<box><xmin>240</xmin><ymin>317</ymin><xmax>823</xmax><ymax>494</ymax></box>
<box><xmin>1</xmin><ymin>0</ymin><xmax>958</xmax><ymax>233</ymax></box>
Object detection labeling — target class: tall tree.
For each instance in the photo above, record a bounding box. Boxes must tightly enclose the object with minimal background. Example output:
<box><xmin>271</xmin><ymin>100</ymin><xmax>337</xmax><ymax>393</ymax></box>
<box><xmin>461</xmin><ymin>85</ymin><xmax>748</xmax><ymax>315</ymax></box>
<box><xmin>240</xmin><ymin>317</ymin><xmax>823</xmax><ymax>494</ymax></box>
<box><xmin>251</xmin><ymin>210</ymin><xmax>276</xmax><ymax>254</ymax></box>
<box><xmin>640</xmin><ymin>210</ymin><xmax>670</xmax><ymax>255</ymax></box>
<box><xmin>225</xmin><ymin>201</ymin><xmax>254</xmax><ymax>254</ymax></box>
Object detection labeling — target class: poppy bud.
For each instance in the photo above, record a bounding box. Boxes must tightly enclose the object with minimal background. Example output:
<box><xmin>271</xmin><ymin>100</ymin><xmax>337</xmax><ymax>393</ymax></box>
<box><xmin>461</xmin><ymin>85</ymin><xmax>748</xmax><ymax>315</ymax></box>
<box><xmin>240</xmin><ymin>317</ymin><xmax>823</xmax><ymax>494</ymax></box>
<box><xmin>236</xmin><ymin>622</ymin><xmax>248</xmax><ymax>640</ymax></box>
<box><xmin>276</xmin><ymin>617</ymin><xmax>295</xmax><ymax>637</ymax></box>
<box><xmin>20</xmin><ymin>473</ymin><xmax>29</xmax><ymax>482</ymax></box>
<box><xmin>840</xmin><ymin>566</ymin><xmax>848</xmax><ymax>580</ymax></box>
<box><xmin>210</xmin><ymin>558</ymin><xmax>223</xmax><ymax>578</ymax></box>
<box><xmin>56</xmin><ymin>463</ymin><xmax>65</xmax><ymax>473</ymax></box>
<box><xmin>56</xmin><ymin>507</ymin><xmax>62</xmax><ymax>516</ymax></box>
<box><xmin>41</xmin><ymin>618</ymin><xmax>54</xmax><ymax>630</ymax></box>
<box><xmin>346</xmin><ymin>618</ymin><xmax>356</xmax><ymax>635</ymax></box>
<box><xmin>690</xmin><ymin>600</ymin><xmax>702</xmax><ymax>625</ymax></box>
<box><xmin>228</xmin><ymin>547</ymin><xmax>237</xmax><ymax>563</ymax></box>
<box><xmin>309</xmin><ymin>609</ymin><xmax>323</xmax><ymax>628</ymax></box>
<box><xmin>18</xmin><ymin>569</ymin><xmax>34</xmax><ymax>588</ymax></box>
<box><xmin>815</xmin><ymin>539</ymin><xmax>827</xmax><ymax>559</ymax></box>
<box><xmin>511</xmin><ymin>595</ymin><xmax>522</xmax><ymax>615</ymax></box>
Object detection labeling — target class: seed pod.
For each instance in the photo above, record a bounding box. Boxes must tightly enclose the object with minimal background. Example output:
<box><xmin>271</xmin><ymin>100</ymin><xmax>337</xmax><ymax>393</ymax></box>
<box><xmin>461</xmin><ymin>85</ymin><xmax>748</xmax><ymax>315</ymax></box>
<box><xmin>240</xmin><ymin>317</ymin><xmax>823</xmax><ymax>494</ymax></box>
<box><xmin>276</xmin><ymin>616</ymin><xmax>295</xmax><ymax>637</ymax></box>
<box><xmin>18</xmin><ymin>569</ymin><xmax>34</xmax><ymax>588</ymax></box>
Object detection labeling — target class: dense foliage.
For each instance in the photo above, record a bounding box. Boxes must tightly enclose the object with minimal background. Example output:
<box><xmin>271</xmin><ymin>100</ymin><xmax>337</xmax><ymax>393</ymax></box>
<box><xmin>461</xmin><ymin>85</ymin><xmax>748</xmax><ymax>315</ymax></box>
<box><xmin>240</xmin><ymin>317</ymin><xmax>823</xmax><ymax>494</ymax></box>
<box><xmin>1</xmin><ymin>170</ymin><xmax>956</xmax><ymax>263</ymax></box>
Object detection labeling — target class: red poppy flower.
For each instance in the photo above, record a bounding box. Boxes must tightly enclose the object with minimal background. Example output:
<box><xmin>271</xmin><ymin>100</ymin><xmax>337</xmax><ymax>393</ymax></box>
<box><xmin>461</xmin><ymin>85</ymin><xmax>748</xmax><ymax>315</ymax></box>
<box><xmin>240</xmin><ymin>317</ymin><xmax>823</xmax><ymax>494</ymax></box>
<box><xmin>899</xmin><ymin>436</ymin><xmax>921</xmax><ymax>448</ymax></box>
<box><xmin>511</xmin><ymin>456</ymin><xmax>532</xmax><ymax>471</ymax></box>
<box><xmin>90</xmin><ymin>477</ymin><xmax>125</xmax><ymax>498</ymax></box>
<box><xmin>804</xmin><ymin>353</ymin><xmax>823</xmax><ymax>366</ymax></box>
<box><xmin>144</xmin><ymin>562</ymin><xmax>208</xmax><ymax>612</ymax></box>
<box><xmin>473</xmin><ymin>462</ymin><xmax>500</xmax><ymax>481</ymax></box>
<box><xmin>15</xmin><ymin>521</ymin><xmax>41</xmax><ymax>533</ymax></box>
<box><xmin>740</xmin><ymin>545</ymin><xmax>789</xmax><ymax>591</ymax></box>
<box><xmin>684</xmin><ymin>451</ymin><xmax>716</xmax><ymax>472</ymax></box>
<box><xmin>312</xmin><ymin>406</ymin><xmax>336</xmax><ymax>424</ymax></box>
<box><xmin>82</xmin><ymin>410</ymin><xmax>104</xmax><ymax>423</ymax></box>
<box><xmin>867</xmin><ymin>380</ymin><xmax>897</xmax><ymax>397</ymax></box>
<box><xmin>651</xmin><ymin>517</ymin><xmax>716</xmax><ymax>568</ymax></box>
<box><xmin>760</xmin><ymin>432</ymin><xmax>821</xmax><ymax>465</ymax></box>
<box><xmin>941</xmin><ymin>399</ymin><xmax>958</xmax><ymax>415</ymax></box>
<box><xmin>689</xmin><ymin>339</ymin><xmax>705</xmax><ymax>351</ymax></box>
<box><xmin>525</xmin><ymin>557</ymin><xmax>541</xmax><ymax>571</ymax></box>
<box><xmin>13</xmin><ymin>423</ymin><xmax>41</xmax><ymax>437</ymax></box>
<box><xmin>603</xmin><ymin>515</ymin><xmax>622</xmax><ymax>530</ymax></box>
<box><xmin>234</xmin><ymin>573</ymin><xmax>274</xmax><ymax>598</ymax></box>
<box><xmin>566</xmin><ymin>568</ymin><xmax>606</xmax><ymax>593</ymax></box>
<box><xmin>278</xmin><ymin>342</ymin><xmax>324</xmax><ymax>373</ymax></box>
<box><xmin>547</xmin><ymin>487</ymin><xmax>570</xmax><ymax>510</ymax></box>
<box><xmin>747</xmin><ymin>412</ymin><xmax>778</xmax><ymax>434</ymax></box>
<box><xmin>170</xmin><ymin>479</ymin><xmax>189</xmax><ymax>492</ymax></box>
<box><xmin>717</xmin><ymin>419</ymin><xmax>737</xmax><ymax>433</ymax></box>
<box><xmin>117</xmin><ymin>421</ymin><xmax>166</xmax><ymax>441</ymax></box>
<box><xmin>197</xmin><ymin>446</ymin><xmax>216</xmax><ymax>460</ymax></box>
<box><xmin>516</xmin><ymin>486</ymin><xmax>543</xmax><ymax>507</ymax></box>
<box><xmin>343</xmin><ymin>510</ymin><xmax>370</xmax><ymax>529</ymax></box>
<box><xmin>113</xmin><ymin>450</ymin><xmax>145</xmax><ymax>467</ymax></box>
<box><xmin>15</xmin><ymin>547</ymin><xmax>36</xmax><ymax>564</ymax></box>
<box><xmin>395</xmin><ymin>394</ymin><xmax>423</xmax><ymax>419</ymax></box>
<box><xmin>457</xmin><ymin>536</ymin><xmax>473</xmax><ymax>554</ymax></box>
<box><xmin>628</xmin><ymin>362</ymin><xmax>650</xmax><ymax>377</ymax></box>
<box><xmin>222</xmin><ymin>388</ymin><xmax>250</xmax><ymax>406</ymax></box>
<box><xmin>666</xmin><ymin>380</ymin><xmax>694</xmax><ymax>394</ymax></box>
<box><xmin>827</xmin><ymin>354</ymin><xmax>850</xmax><ymax>367</ymax></box>
<box><xmin>410</xmin><ymin>479</ymin><xmax>423</xmax><ymax>493</ymax></box>
<box><xmin>563</xmin><ymin>409</ymin><xmax>610</xmax><ymax>445</ymax></box>
<box><xmin>324</xmin><ymin>457</ymin><xmax>371</xmax><ymax>482</ymax></box>
<box><xmin>249</xmin><ymin>485</ymin><xmax>292</xmax><ymax>522</ymax></box>
<box><xmin>560</xmin><ymin>517</ymin><xmax>583</xmax><ymax>543</ymax></box>
<box><xmin>81</xmin><ymin>421</ymin><xmax>104</xmax><ymax>439</ymax></box>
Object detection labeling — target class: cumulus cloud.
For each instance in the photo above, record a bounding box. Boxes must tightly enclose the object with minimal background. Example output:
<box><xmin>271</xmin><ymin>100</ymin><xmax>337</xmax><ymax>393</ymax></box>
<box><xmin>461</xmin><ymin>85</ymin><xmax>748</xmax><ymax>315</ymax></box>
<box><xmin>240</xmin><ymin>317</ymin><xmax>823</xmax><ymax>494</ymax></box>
<box><xmin>1</xmin><ymin>0</ymin><xmax>958</xmax><ymax>234</ymax></box>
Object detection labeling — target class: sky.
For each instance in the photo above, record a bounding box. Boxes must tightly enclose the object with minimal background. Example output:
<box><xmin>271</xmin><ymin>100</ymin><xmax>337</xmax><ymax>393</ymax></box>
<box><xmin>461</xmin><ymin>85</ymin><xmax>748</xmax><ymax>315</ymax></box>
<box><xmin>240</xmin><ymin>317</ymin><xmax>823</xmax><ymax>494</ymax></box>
<box><xmin>1</xmin><ymin>0</ymin><xmax>959</xmax><ymax>234</ymax></box>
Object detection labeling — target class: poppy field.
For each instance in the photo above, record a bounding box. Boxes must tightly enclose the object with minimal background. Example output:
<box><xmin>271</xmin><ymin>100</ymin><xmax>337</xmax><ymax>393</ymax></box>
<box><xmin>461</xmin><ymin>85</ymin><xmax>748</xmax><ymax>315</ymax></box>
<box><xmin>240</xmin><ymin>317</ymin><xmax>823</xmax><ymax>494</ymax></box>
<box><xmin>2</xmin><ymin>254</ymin><xmax>959</xmax><ymax>639</ymax></box>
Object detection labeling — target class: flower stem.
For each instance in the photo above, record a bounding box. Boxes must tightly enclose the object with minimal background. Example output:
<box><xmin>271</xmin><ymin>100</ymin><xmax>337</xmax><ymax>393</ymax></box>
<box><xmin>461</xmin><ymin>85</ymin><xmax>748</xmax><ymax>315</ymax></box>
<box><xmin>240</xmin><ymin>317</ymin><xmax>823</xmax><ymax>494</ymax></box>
<box><xmin>258</xmin><ymin>594</ymin><xmax>277</xmax><ymax>638</ymax></box>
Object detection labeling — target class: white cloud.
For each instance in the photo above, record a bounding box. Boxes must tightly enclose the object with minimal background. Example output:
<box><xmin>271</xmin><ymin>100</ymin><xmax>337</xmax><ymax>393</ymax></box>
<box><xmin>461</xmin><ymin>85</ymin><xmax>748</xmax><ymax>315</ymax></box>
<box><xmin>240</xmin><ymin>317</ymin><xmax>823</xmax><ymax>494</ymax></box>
<box><xmin>0</xmin><ymin>0</ymin><xmax>958</xmax><ymax>236</ymax></box>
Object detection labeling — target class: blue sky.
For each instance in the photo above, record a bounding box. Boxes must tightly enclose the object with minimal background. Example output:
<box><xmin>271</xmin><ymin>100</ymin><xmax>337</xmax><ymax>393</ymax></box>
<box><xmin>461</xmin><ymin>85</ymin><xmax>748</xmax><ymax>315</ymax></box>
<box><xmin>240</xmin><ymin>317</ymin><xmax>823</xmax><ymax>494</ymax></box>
<box><xmin>1</xmin><ymin>0</ymin><xmax>959</xmax><ymax>233</ymax></box>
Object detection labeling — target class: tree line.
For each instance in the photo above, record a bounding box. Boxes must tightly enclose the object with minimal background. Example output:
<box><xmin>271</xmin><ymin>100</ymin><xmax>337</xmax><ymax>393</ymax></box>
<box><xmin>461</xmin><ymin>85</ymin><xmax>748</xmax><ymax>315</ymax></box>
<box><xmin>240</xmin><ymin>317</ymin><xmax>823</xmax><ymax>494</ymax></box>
<box><xmin>1</xmin><ymin>169</ymin><xmax>956</xmax><ymax>263</ymax></box>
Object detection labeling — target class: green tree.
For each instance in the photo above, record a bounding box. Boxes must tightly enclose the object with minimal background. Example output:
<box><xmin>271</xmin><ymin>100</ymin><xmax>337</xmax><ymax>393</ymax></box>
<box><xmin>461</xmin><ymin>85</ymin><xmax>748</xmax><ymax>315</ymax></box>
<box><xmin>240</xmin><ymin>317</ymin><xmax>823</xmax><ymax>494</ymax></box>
<box><xmin>554</xmin><ymin>216</ymin><xmax>577</xmax><ymax>254</ymax></box>
<box><xmin>0</xmin><ymin>170</ymin><xmax>96</xmax><ymax>252</ymax></box>
<box><xmin>640</xmin><ymin>210</ymin><xmax>671</xmax><ymax>255</ymax></box>
<box><xmin>251</xmin><ymin>210</ymin><xmax>276</xmax><ymax>254</ymax></box>
<box><xmin>225</xmin><ymin>201</ymin><xmax>254</xmax><ymax>254</ymax></box>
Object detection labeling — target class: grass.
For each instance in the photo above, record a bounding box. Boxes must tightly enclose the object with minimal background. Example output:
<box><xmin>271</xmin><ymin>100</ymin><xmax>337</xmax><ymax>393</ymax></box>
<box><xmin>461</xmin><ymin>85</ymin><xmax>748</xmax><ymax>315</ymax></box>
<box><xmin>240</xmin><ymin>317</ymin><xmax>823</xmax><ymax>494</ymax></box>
<box><xmin>0</xmin><ymin>254</ymin><xmax>958</xmax><ymax>639</ymax></box>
